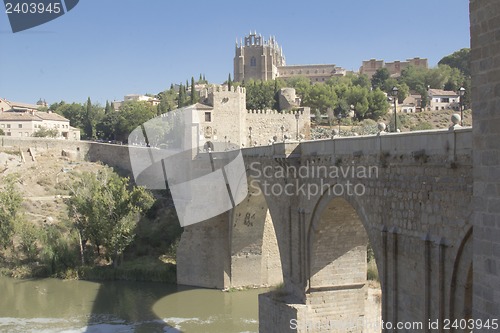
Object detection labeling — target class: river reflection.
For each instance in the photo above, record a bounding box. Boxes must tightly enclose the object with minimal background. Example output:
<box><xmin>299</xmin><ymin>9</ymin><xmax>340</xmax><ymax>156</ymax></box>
<box><xmin>0</xmin><ymin>277</ymin><xmax>262</xmax><ymax>333</ymax></box>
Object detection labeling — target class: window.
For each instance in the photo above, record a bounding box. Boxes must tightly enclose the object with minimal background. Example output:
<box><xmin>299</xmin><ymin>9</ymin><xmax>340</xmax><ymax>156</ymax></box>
<box><xmin>250</xmin><ymin>57</ymin><xmax>256</xmax><ymax>67</ymax></box>
<box><xmin>0</xmin><ymin>124</ymin><xmax>4</xmax><ymax>128</ymax></box>
<box><xmin>18</xmin><ymin>124</ymin><xmax>22</xmax><ymax>128</ymax></box>
<box><xmin>435</xmin><ymin>107</ymin><xmax>439</xmax><ymax>111</ymax></box>
<box><xmin>6</xmin><ymin>124</ymin><xmax>10</xmax><ymax>128</ymax></box>
<box><xmin>441</xmin><ymin>98</ymin><xmax>450</xmax><ymax>103</ymax></box>
<box><xmin>205</xmin><ymin>112</ymin><xmax>212</xmax><ymax>122</ymax></box>
<box><xmin>6</xmin><ymin>132</ymin><xmax>11</xmax><ymax>136</ymax></box>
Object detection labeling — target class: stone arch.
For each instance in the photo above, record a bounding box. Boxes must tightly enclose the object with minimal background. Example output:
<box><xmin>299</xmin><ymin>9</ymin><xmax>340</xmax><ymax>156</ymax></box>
<box><xmin>449</xmin><ymin>227</ymin><xmax>473</xmax><ymax>326</ymax></box>
<box><xmin>306</xmin><ymin>189</ymin><xmax>381</xmax><ymax>286</ymax></box>
<box><xmin>304</xmin><ymin>189</ymin><xmax>382</xmax><ymax>330</ymax></box>
<box><xmin>229</xmin><ymin>177</ymin><xmax>283</xmax><ymax>288</ymax></box>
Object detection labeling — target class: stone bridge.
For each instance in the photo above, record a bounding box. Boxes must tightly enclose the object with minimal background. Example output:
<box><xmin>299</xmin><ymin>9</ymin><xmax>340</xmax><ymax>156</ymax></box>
<box><xmin>177</xmin><ymin>128</ymin><xmax>474</xmax><ymax>332</ymax></box>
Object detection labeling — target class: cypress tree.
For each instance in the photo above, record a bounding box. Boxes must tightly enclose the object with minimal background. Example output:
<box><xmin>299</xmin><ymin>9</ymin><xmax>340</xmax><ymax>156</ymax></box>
<box><xmin>228</xmin><ymin>73</ymin><xmax>232</xmax><ymax>90</ymax></box>
<box><xmin>190</xmin><ymin>77</ymin><xmax>196</xmax><ymax>104</ymax></box>
<box><xmin>105</xmin><ymin>100</ymin><xmax>112</xmax><ymax>114</ymax></box>
<box><xmin>177</xmin><ymin>84</ymin><xmax>184</xmax><ymax>108</ymax></box>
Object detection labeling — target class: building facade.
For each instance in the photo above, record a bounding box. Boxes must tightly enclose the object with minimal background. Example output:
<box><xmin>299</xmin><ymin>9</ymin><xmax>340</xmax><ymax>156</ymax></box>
<box><xmin>427</xmin><ymin>89</ymin><xmax>459</xmax><ymax>111</ymax></box>
<box><xmin>0</xmin><ymin>110</ymin><xmax>80</xmax><ymax>140</ymax></box>
<box><xmin>234</xmin><ymin>32</ymin><xmax>346</xmax><ymax>83</ymax></box>
<box><xmin>360</xmin><ymin>57</ymin><xmax>428</xmax><ymax>78</ymax></box>
<box><xmin>234</xmin><ymin>32</ymin><xmax>285</xmax><ymax>82</ymax></box>
<box><xmin>194</xmin><ymin>85</ymin><xmax>310</xmax><ymax>149</ymax></box>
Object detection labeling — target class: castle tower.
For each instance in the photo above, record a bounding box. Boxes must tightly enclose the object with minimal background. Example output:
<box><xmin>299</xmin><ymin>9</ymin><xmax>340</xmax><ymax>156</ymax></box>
<box><xmin>234</xmin><ymin>32</ymin><xmax>286</xmax><ymax>82</ymax></box>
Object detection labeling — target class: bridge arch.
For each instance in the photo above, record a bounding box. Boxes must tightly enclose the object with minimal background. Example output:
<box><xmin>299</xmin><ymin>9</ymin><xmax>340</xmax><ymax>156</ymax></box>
<box><xmin>304</xmin><ymin>188</ymin><xmax>382</xmax><ymax>330</ymax></box>
<box><xmin>229</xmin><ymin>176</ymin><xmax>283</xmax><ymax>288</ymax></box>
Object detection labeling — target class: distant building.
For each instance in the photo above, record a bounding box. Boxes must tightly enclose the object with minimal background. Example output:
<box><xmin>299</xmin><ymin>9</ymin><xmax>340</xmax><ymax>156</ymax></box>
<box><xmin>0</xmin><ymin>110</ymin><xmax>80</xmax><ymax>140</ymax></box>
<box><xmin>427</xmin><ymin>89</ymin><xmax>460</xmax><ymax>111</ymax></box>
<box><xmin>234</xmin><ymin>32</ymin><xmax>346</xmax><ymax>83</ymax></box>
<box><xmin>0</xmin><ymin>98</ymin><xmax>41</xmax><ymax>113</ymax></box>
<box><xmin>401</xmin><ymin>94</ymin><xmax>423</xmax><ymax>113</ymax></box>
<box><xmin>189</xmin><ymin>85</ymin><xmax>310</xmax><ymax>149</ymax></box>
<box><xmin>113</xmin><ymin>94</ymin><xmax>160</xmax><ymax>111</ymax></box>
<box><xmin>360</xmin><ymin>57</ymin><xmax>428</xmax><ymax>78</ymax></box>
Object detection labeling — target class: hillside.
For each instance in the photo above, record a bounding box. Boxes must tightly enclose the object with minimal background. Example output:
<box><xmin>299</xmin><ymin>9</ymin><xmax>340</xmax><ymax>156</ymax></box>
<box><xmin>311</xmin><ymin>109</ymin><xmax>472</xmax><ymax>139</ymax></box>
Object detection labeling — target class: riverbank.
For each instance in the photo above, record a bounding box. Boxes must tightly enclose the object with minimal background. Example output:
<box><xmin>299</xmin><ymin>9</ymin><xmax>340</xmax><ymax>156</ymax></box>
<box><xmin>0</xmin><ymin>255</ymin><xmax>177</xmax><ymax>283</ymax></box>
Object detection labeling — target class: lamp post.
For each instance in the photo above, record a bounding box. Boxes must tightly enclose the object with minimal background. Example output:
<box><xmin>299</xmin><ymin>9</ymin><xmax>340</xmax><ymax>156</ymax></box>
<box><xmin>337</xmin><ymin>113</ymin><xmax>342</xmax><ymax>135</ymax></box>
<box><xmin>458</xmin><ymin>87</ymin><xmax>465</xmax><ymax>126</ymax></box>
<box><xmin>391</xmin><ymin>86</ymin><xmax>399</xmax><ymax>132</ymax></box>
<box><xmin>294</xmin><ymin>113</ymin><xmax>299</xmax><ymax>140</ymax></box>
<box><xmin>281</xmin><ymin>125</ymin><xmax>285</xmax><ymax>142</ymax></box>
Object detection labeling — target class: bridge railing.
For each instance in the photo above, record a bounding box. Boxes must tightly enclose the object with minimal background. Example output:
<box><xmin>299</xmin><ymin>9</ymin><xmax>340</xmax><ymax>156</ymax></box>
<box><xmin>241</xmin><ymin>128</ymin><xmax>472</xmax><ymax>158</ymax></box>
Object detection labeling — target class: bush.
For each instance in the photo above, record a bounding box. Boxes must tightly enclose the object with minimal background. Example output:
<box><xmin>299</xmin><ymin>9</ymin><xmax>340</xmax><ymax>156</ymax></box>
<box><xmin>15</xmin><ymin>219</ymin><xmax>42</xmax><ymax>261</ymax></box>
<box><xmin>367</xmin><ymin>261</ymin><xmax>379</xmax><ymax>281</ymax></box>
<box><xmin>411</xmin><ymin>121</ymin><xmax>433</xmax><ymax>131</ymax></box>
<box><xmin>33</xmin><ymin>128</ymin><xmax>59</xmax><ymax>138</ymax></box>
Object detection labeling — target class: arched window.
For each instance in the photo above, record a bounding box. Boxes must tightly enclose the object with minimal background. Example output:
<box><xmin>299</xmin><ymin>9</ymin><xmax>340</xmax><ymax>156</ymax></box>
<box><xmin>250</xmin><ymin>57</ymin><xmax>256</xmax><ymax>67</ymax></box>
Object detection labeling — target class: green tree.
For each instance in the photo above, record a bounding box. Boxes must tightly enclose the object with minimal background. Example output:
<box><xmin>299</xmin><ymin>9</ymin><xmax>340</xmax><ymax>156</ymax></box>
<box><xmin>227</xmin><ymin>73</ymin><xmax>232</xmax><ymax>91</ymax></box>
<box><xmin>177</xmin><ymin>84</ymin><xmax>188</xmax><ymax>108</ymax></box>
<box><xmin>190</xmin><ymin>76</ymin><xmax>197</xmax><ymax>104</ymax></box>
<box><xmin>438</xmin><ymin>48</ymin><xmax>470</xmax><ymax>77</ymax></box>
<box><xmin>367</xmin><ymin>88</ymin><xmax>390</xmax><ymax>119</ymax></box>
<box><xmin>16</xmin><ymin>219</ymin><xmax>42</xmax><ymax>261</ymax></box>
<box><xmin>104</xmin><ymin>101</ymin><xmax>113</xmax><ymax>114</ymax></box>
<box><xmin>82</xmin><ymin>98</ymin><xmax>104</xmax><ymax>140</ymax></box>
<box><xmin>371</xmin><ymin>68</ymin><xmax>390</xmax><ymax>90</ymax></box>
<box><xmin>67</xmin><ymin>168</ymin><xmax>154</xmax><ymax>266</ymax></box>
<box><xmin>246</xmin><ymin>80</ymin><xmax>276</xmax><ymax>110</ymax></box>
<box><xmin>115</xmin><ymin>101</ymin><xmax>157</xmax><ymax>142</ymax></box>
<box><xmin>53</xmin><ymin>102</ymin><xmax>85</xmax><ymax>130</ymax></box>
<box><xmin>0</xmin><ymin>129</ymin><xmax>4</xmax><ymax>136</ymax></box>
<box><xmin>0</xmin><ymin>175</ymin><xmax>22</xmax><ymax>250</ymax></box>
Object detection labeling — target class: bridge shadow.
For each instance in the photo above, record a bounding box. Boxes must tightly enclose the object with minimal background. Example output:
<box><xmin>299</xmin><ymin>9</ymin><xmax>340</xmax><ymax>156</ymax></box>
<box><xmin>82</xmin><ymin>279</ymin><xmax>185</xmax><ymax>333</ymax></box>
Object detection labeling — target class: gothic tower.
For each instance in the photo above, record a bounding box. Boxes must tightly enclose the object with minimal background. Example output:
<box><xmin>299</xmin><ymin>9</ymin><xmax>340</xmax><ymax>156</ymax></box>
<box><xmin>234</xmin><ymin>31</ymin><xmax>286</xmax><ymax>82</ymax></box>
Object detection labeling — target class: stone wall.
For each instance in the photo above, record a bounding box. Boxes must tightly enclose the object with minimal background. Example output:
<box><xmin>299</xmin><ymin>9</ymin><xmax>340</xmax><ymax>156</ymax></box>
<box><xmin>245</xmin><ymin>108</ymin><xmax>310</xmax><ymax>146</ymax></box>
<box><xmin>470</xmin><ymin>0</ymin><xmax>500</xmax><ymax>324</ymax></box>
<box><xmin>0</xmin><ymin>137</ymin><xmax>134</xmax><ymax>176</ymax></box>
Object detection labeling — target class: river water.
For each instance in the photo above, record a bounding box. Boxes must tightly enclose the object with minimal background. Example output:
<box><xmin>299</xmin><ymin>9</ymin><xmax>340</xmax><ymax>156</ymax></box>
<box><xmin>0</xmin><ymin>276</ymin><xmax>262</xmax><ymax>333</ymax></box>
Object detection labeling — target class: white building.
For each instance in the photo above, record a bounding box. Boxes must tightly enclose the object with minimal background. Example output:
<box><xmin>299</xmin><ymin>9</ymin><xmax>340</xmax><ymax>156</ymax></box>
<box><xmin>428</xmin><ymin>89</ymin><xmax>460</xmax><ymax>111</ymax></box>
<box><xmin>114</xmin><ymin>94</ymin><xmax>160</xmax><ymax>111</ymax></box>
<box><xmin>0</xmin><ymin>110</ymin><xmax>80</xmax><ymax>140</ymax></box>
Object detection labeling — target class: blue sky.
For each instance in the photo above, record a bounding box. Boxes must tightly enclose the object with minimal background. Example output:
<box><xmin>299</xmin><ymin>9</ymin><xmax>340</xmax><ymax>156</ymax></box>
<box><xmin>0</xmin><ymin>0</ymin><xmax>470</xmax><ymax>105</ymax></box>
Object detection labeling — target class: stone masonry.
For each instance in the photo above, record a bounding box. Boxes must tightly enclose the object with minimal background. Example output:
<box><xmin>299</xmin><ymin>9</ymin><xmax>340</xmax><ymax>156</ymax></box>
<box><xmin>470</xmin><ymin>0</ymin><xmax>500</xmax><ymax>327</ymax></box>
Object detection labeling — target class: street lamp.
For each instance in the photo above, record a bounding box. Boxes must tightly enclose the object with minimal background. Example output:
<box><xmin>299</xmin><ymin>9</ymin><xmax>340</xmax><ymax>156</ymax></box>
<box><xmin>281</xmin><ymin>125</ymin><xmax>285</xmax><ymax>142</ymax></box>
<box><xmin>294</xmin><ymin>113</ymin><xmax>299</xmax><ymax>140</ymax></box>
<box><xmin>336</xmin><ymin>112</ymin><xmax>342</xmax><ymax>135</ymax></box>
<box><xmin>458</xmin><ymin>87</ymin><xmax>465</xmax><ymax>126</ymax></box>
<box><xmin>391</xmin><ymin>86</ymin><xmax>399</xmax><ymax>132</ymax></box>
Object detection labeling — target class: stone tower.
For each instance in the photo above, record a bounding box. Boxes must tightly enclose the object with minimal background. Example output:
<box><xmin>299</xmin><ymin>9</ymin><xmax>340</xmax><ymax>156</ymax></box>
<box><xmin>234</xmin><ymin>32</ymin><xmax>286</xmax><ymax>82</ymax></box>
